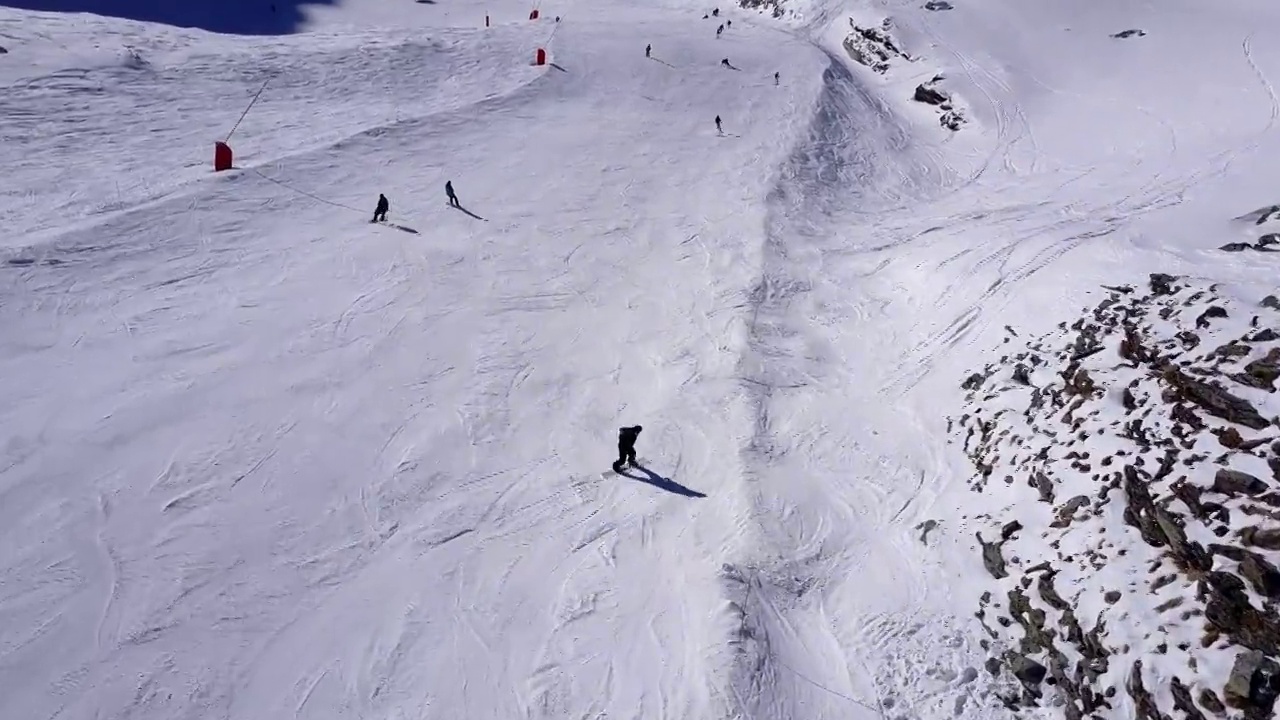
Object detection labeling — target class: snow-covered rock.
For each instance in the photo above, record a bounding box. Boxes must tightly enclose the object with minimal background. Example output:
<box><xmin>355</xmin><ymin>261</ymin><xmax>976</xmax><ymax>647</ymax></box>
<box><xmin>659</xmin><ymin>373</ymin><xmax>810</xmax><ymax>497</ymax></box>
<box><xmin>841</xmin><ymin>18</ymin><xmax>911</xmax><ymax>74</ymax></box>
<box><xmin>952</xmin><ymin>274</ymin><xmax>1280</xmax><ymax>719</ymax></box>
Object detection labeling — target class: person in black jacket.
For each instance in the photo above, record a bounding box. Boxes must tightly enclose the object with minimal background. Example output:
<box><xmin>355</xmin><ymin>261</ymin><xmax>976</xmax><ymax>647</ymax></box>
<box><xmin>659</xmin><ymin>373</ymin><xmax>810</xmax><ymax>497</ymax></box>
<box><xmin>613</xmin><ymin>425</ymin><xmax>642</xmax><ymax>472</ymax></box>
<box><xmin>445</xmin><ymin>180</ymin><xmax>459</xmax><ymax>207</ymax></box>
<box><xmin>372</xmin><ymin>193</ymin><xmax>389</xmax><ymax>222</ymax></box>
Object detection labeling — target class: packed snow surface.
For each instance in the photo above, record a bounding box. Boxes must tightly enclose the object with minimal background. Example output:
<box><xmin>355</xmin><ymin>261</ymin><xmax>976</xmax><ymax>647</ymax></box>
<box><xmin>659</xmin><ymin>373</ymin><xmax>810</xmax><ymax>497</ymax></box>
<box><xmin>2</xmin><ymin>0</ymin><xmax>1279</xmax><ymax>719</ymax></box>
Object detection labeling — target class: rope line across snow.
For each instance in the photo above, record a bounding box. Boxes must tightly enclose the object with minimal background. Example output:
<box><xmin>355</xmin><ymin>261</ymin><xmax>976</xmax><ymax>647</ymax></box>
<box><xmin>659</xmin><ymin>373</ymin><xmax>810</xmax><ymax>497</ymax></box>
<box><xmin>248</xmin><ymin>166</ymin><xmax>366</xmax><ymax>214</ymax></box>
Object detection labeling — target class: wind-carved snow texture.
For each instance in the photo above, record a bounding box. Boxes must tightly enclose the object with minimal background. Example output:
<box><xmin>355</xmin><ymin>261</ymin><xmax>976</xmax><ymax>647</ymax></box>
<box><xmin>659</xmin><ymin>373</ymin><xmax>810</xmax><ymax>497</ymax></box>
<box><xmin>950</xmin><ymin>274</ymin><xmax>1280</xmax><ymax>720</ymax></box>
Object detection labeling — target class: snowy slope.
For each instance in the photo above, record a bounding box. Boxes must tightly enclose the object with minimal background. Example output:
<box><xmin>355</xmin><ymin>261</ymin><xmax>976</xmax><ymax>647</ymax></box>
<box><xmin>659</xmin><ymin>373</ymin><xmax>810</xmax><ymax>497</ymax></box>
<box><xmin>4</xmin><ymin>0</ymin><xmax>1280</xmax><ymax>719</ymax></box>
<box><xmin>2</xmin><ymin>2</ymin><xmax>840</xmax><ymax>719</ymax></box>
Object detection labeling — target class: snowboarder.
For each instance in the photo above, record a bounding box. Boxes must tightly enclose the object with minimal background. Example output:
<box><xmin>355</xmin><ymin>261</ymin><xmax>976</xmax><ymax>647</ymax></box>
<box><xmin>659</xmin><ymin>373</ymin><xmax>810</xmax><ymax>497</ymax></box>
<box><xmin>716</xmin><ymin>24</ymin><xmax>723</xmax><ymax>37</ymax></box>
<box><xmin>774</xmin><ymin>71</ymin><xmax>780</xmax><ymax>85</ymax></box>
<box><xmin>645</xmin><ymin>43</ymin><xmax>651</xmax><ymax>58</ymax></box>
<box><xmin>372</xmin><ymin>193</ymin><xmax>389</xmax><ymax>223</ymax></box>
<box><xmin>612</xmin><ymin>425</ymin><xmax>642</xmax><ymax>473</ymax></box>
<box><xmin>445</xmin><ymin>180</ymin><xmax>459</xmax><ymax>208</ymax></box>
<box><xmin>715</xmin><ymin>115</ymin><xmax>722</xmax><ymax>134</ymax></box>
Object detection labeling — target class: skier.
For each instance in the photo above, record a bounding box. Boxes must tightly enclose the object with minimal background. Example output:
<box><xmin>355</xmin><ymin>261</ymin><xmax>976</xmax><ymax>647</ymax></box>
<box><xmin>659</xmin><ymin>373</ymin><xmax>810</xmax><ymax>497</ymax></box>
<box><xmin>715</xmin><ymin>115</ymin><xmax>722</xmax><ymax>134</ymax></box>
<box><xmin>612</xmin><ymin>425</ymin><xmax>643</xmax><ymax>473</ymax></box>
<box><xmin>726</xmin><ymin>19</ymin><xmax>732</xmax><ymax>28</ymax></box>
<box><xmin>646</xmin><ymin>43</ymin><xmax>652</xmax><ymax>58</ymax></box>
<box><xmin>721</xmin><ymin>57</ymin><xmax>731</xmax><ymax>68</ymax></box>
<box><xmin>774</xmin><ymin>71</ymin><xmax>780</xmax><ymax>85</ymax></box>
<box><xmin>372</xmin><ymin>193</ymin><xmax>389</xmax><ymax>223</ymax></box>
<box><xmin>445</xmin><ymin>180</ymin><xmax>459</xmax><ymax>208</ymax></box>
<box><xmin>716</xmin><ymin>23</ymin><xmax>723</xmax><ymax>38</ymax></box>
<box><xmin>712</xmin><ymin>7</ymin><xmax>719</xmax><ymax>16</ymax></box>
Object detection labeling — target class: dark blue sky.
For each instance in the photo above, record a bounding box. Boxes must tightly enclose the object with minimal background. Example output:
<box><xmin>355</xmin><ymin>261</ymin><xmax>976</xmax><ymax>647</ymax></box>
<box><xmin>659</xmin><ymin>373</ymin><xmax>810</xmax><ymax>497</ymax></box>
<box><xmin>1</xmin><ymin>0</ymin><xmax>338</xmax><ymax>35</ymax></box>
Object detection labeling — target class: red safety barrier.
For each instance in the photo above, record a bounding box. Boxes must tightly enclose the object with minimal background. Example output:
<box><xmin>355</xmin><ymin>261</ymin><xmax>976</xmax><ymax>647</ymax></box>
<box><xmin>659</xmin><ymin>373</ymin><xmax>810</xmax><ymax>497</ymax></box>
<box><xmin>535</xmin><ymin>48</ymin><xmax>546</xmax><ymax>65</ymax></box>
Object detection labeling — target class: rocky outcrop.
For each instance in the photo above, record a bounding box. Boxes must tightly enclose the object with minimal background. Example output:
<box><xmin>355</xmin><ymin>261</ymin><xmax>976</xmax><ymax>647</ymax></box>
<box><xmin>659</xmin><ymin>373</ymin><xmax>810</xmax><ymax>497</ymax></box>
<box><xmin>1224</xmin><ymin>651</ymin><xmax>1280</xmax><ymax>719</ymax></box>
<box><xmin>1252</xmin><ymin>205</ymin><xmax>1280</xmax><ymax>226</ymax></box>
<box><xmin>838</xmin><ymin>16</ymin><xmax>967</xmax><ymax>131</ymax></box>
<box><xmin>911</xmin><ymin>73</ymin><xmax>967</xmax><ymax>131</ymax></box>
<box><xmin>914</xmin><ymin>78</ymin><xmax>949</xmax><ymax>105</ymax></box>
<box><xmin>1220</xmin><ymin>235</ymin><xmax>1280</xmax><ymax>253</ymax></box>
<box><xmin>737</xmin><ymin>0</ymin><xmax>787</xmax><ymax>19</ymax></box>
<box><xmin>842</xmin><ymin>18</ymin><xmax>910</xmax><ymax>73</ymax></box>
<box><xmin>951</xmin><ymin>274</ymin><xmax>1280</xmax><ymax>720</ymax></box>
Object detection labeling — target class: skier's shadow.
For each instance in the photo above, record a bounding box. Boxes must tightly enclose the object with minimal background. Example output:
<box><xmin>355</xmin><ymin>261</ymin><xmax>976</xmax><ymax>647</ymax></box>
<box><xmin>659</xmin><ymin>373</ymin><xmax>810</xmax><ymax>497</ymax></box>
<box><xmin>450</xmin><ymin>204</ymin><xmax>488</xmax><ymax>221</ymax></box>
<box><xmin>620</xmin><ymin>464</ymin><xmax>706</xmax><ymax>498</ymax></box>
<box><xmin>389</xmin><ymin>223</ymin><xmax>420</xmax><ymax>234</ymax></box>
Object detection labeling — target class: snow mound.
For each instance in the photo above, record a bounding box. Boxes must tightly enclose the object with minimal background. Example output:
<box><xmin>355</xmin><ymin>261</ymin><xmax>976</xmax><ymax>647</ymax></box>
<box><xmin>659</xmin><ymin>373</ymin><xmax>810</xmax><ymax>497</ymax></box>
<box><xmin>951</xmin><ymin>274</ymin><xmax>1280</xmax><ymax>719</ymax></box>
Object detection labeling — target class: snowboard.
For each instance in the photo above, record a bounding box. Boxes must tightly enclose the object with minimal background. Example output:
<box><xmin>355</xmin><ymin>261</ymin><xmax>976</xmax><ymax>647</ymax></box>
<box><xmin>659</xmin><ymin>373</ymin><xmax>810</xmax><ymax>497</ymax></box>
<box><xmin>602</xmin><ymin>458</ymin><xmax>650</xmax><ymax>478</ymax></box>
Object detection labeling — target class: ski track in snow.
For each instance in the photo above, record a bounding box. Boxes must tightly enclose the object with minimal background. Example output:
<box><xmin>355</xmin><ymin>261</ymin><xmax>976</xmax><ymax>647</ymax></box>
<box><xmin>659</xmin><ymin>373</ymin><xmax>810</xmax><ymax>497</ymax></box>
<box><xmin>3</xmin><ymin>0</ymin><xmax>1280</xmax><ymax>719</ymax></box>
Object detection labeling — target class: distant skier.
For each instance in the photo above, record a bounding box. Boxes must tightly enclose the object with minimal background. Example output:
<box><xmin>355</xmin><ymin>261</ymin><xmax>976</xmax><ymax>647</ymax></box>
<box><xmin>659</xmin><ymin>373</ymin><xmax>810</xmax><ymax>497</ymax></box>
<box><xmin>445</xmin><ymin>180</ymin><xmax>459</xmax><ymax>208</ymax></box>
<box><xmin>372</xmin><ymin>193</ymin><xmax>389</xmax><ymax>223</ymax></box>
<box><xmin>712</xmin><ymin>7</ymin><xmax>719</xmax><ymax>16</ymax></box>
<box><xmin>721</xmin><ymin>57</ymin><xmax>731</xmax><ymax>68</ymax></box>
<box><xmin>646</xmin><ymin>43</ymin><xmax>652</xmax><ymax>58</ymax></box>
<box><xmin>726</xmin><ymin>19</ymin><xmax>732</xmax><ymax>28</ymax></box>
<box><xmin>717</xmin><ymin>24</ymin><xmax>724</xmax><ymax>37</ymax></box>
<box><xmin>715</xmin><ymin>115</ymin><xmax>722</xmax><ymax>134</ymax></box>
<box><xmin>612</xmin><ymin>425</ymin><xmax>643</xmax><ymax>473</ymax></box>
<box><xmin>774</xmin><ymin>71</ymin><xmax>780</xmax><ymax>85</ymax></box>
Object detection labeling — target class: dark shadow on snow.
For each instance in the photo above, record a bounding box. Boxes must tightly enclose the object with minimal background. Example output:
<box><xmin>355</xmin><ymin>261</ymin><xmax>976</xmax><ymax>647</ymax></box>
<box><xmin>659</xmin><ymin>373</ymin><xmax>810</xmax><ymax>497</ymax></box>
<box><xmin>649</xmin><ymin>57</ymin><xmax>675</xmax><ymax>68</ymax></box>
<box><xmin>619</xmin><ymin>465</ymin><xmax>706</xmax><ymax>498</ymax></box>
<box><xmin>2</xmin><ymin>0</ymin><xmax>339</xmax><ymax>35</ymax></box>
<box><xmin>388</xmin><ymin>224</ymin><xmax>420</xmax><ymax>234</ymax></box>
<box><xmin>450</xmin><ymin>204</ymin><xmax>487</xmax><ymax>221</ymax></box>
<box><xmin>549</xmin><ymin>62</ymin><xmax>568</xmax><ymax>73</ymax></box>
